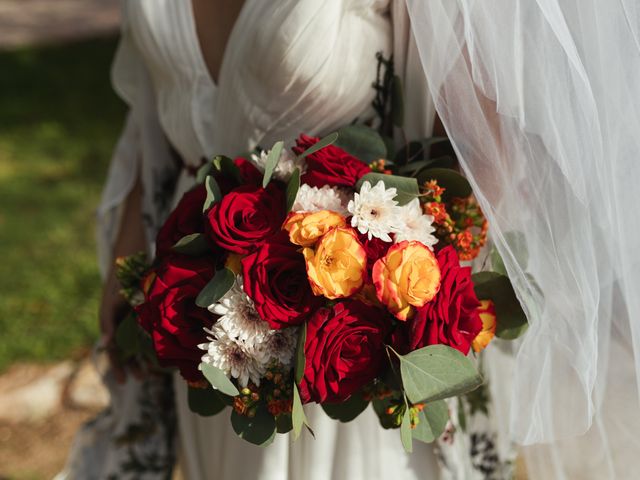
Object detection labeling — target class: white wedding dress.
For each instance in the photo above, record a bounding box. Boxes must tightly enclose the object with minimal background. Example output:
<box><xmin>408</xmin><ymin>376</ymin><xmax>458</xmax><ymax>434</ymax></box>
<box><xmin>60</xmin><ymin>0</ymin><xmax>640</xmax><ymax>479</ymax></box>
<box><xmin>96</xmin><ymin>1</ymin><xmax>448</xmax><ymax>479</ymax></box>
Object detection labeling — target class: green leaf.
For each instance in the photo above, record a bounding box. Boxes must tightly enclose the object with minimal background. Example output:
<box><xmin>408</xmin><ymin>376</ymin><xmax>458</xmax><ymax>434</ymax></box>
<box><xmin>262</xmin><ymin>141</ymin><xmax>284</xmax><ymax>188</ymax></box>
<box><xmin>472</xmin><ymin>272</ymin><xmax>529</xmax><ymax>339</ymax></box>
<box><xmin>394</xmin><ymin>137</ymin><xmax>449</xmax><ymax>166</ymax></box>
<box><xmin>297</xmin><ymin>132</ymin><xmax>339</xmax><ymax>159</ymax></box>
<box><xmin>356</xmin><ymin>172</ymin><xmax>419</xmax><ymax>206</ymax></box>
<box><xmin>400</xmin><ymin>402</ymin><xmax>413</xmax><ymax>453</ymax></box>
<box><xmin>285</xmin><ymin>168</ymin><xmax>301</xmax><ymax>212</ymax></box>
<box><xmin>172</xmin><ymin>233</ymin><xmax>210</xmax><ymax>256</ymax></box>
<box><xmin>334</xmin><ymin>125</ymin><xmax>387</xmax><ymax>163</ymax></box>
<box><xmin>187</xmin><ymin>386</ymin><xmax>227</xmax><ymax>416</ymax></box>
<box><xmin>292</xmin><ymin>383</ymin><xmax>312</xmax><ymax>441</ymax></box>
<box><xmin>411</xmin><ymin>400</ymin><xmax>449</xmax><ymax>443</ymax></box>
<box><xmin>231</xmin><ymin>406</ymin><xmax>276</xmax><ymax>446</ymax></box>
<box><xmin>275</xmin><ymin>413</ymin><xmax>293</xmax><ymax>434</ymax></box>
<box><xmin>397</xmin><ymin>156</ymin><xmax>455</xmax><ymax>176</ymax></box>
<box><xmin>392</xmin><ymin>344</ymin><xmax>483</xmax><ymax>404</ymax></box>
<box><xmin>213</xmin><ymin>155</ymin><xmax>242</xmax><ymax>184</ymax></box>
<box><xmin>416</xmin><ymin>168</ymin><xmax>472</xmax><ymax>200</ymax></box>
<box><xmin>294</xmin><ymin>322</ymin><xmax>307</xmax><ymax>384</ymax></box>
<box><xmin>457</xmin><ymin>397</ymin><xmax>467</xmax><ymax>432</ymax></box>
<box><xmin>321</xmin><ymin>392</ymin><xmax>369</xmax><ymax>422</ymax></box>
<box><xmin>391</xmin><ymin>75</ymin><xmax>404</xmax><ymax>128</ymax></box>
<box><xmin>195</xmin><ymin>268</ymin><xmax>235</xmax><ymax>308</ymax></box>
<box><xmin>115</xmin><ymin>312</ymin><xmax>141</xmax><ymax>359</ymax></box>
<box><xmin>196</xmin><ymin>161</ymin><xmax>214</xmax><ymax>184</ymax></box>
<box><xmin>491</xmin><ymin>231</ymin><xmax>529</xmax><ymax>275</ymax></box>
<box><xmin>200</xmin><ymin>362</ymin><xmax>240</xmax><ymax>397</ymax></box>
<box><xmin>203</xmin><ymin>175</ymin><xmax>222</xmax><ymax>212</ymax></box>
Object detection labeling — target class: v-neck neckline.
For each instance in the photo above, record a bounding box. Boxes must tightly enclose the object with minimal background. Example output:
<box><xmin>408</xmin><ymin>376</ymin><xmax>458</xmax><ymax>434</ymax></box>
<box><xmin>185</xmin><ymin>0</ymin><xmax>246</xmax><ymax>89</ymax></box>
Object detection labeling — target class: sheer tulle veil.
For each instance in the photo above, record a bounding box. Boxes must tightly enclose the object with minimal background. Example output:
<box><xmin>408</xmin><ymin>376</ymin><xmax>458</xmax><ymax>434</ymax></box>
<box><xmin>406</xmin><ymin>0</ymin><xmax>640</xmax><ymax>468</ymax></box>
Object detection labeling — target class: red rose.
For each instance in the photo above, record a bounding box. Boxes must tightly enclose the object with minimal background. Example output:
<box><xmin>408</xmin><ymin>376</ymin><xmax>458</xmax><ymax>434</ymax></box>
<box><xmin>358</xmin><ymin>232</ymin><xmax>389</xmax><ymax>278</ymax></box>
<box><xmin>136</xmin><ymin>255</ymin><xmax>216</xmax><ymax>382</ymax></box>
<box><xmin>404</xmin><ymin>246</ymin><xmax>482</xmax><ymax>355</ymax></box>
<box><xmin>155</xmin><ymin>185</ymin><xmax>207</xmax><ymax>257</ymax></box>
<box><xmin>293</xmin><ymin>134</ymin><xmax>371</xmax><ymax>188</ymax></box>
<box><xmin>233</xmin><ymin>157</ymin><xmax>263</xmax><ymax>188</ymax></box>
<box><xmin>242</xmin><ymin>234</ymin><xmax>319</xmax><ymax>329</ymax></box>
<box><xmin>206</xmin><ymin>184</ymin><xmax>285</xmax><ymax>254</ymax></box>
<box><xmin>299</xmin><ymin>301</ymin><xmax>389</xmax><ymax>404</ymax></box>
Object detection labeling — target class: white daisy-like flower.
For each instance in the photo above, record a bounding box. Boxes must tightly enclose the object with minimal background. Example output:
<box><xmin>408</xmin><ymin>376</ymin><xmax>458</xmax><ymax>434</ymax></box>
<box><xmin>262</xmin><ymin>327</ymin><xmax>298</xmax><ymax>367</ymax></box>
<box><xmin>199</xmin><ymin>325</ymin><xmax>266</xmax><ymax>387</ymax></box>
<box><xmin>394</xmin><ymin>198</ymin><xmax>438</xmax><ymax>249</ymax></box>
<box><xmin>292</xmin><ymin>184</ymin><xmax>349</xmax><ymax>215</ymax></box>
<box><xmin>347</xmin><ymin>180</ymin><xmax>402</xmax><ymax>242</ymax></box>
<box><xmin>208</xmin><ymin>278</ymin><xmax>271</xmax><ymax>348</ymax></box>
<box><xmin>250</xmin><ymin>147</ymin><xmax>306</xmax><ymax>182</ymax></box>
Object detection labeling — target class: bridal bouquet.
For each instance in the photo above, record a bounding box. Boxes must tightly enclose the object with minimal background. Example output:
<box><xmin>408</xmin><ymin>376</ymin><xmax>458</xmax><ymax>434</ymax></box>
<box><xmin>116</xmin><ymin>126</ymin><xmax>527</xmax><ymax>450</ymax></box>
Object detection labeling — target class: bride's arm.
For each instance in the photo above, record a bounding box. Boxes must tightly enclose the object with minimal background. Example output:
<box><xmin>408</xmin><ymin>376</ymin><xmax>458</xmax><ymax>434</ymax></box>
<box><xmin>99</xmin><ymin>175</ymin><xmax>147</xmax><ymax>382</ymax></box>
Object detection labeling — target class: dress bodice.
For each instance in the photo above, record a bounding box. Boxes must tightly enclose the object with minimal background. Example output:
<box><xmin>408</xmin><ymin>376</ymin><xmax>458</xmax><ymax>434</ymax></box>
<box><xmin>118</xmin><ymin>0</ymin><xmax>392</xmax><ymax>166</ymax></box>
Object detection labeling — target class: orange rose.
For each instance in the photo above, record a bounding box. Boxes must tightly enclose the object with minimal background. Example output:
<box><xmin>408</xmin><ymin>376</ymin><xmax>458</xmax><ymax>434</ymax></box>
<box><xmin>302</xmin><ymin>227</ymin><xmax>366</xmax><ymax>299</ymax></box>
<box><xmin>283</xmin><ymin>210</ymin><xmax>346</xmax><ymax>247</ymax></box>
<box><xmin>372</xmin><ymin>241</ymin><xmax>441</xmax><ymax>321</ymax></box>
<box><xmin>472</xmin><ymin>299</ymin><xmax>497</xmax><ymax>352</ymax></box>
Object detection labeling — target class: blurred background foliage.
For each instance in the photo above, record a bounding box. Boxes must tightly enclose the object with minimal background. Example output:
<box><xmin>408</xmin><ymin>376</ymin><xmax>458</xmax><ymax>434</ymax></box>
<box><xmin>0</xmin><ymin>37</ymin><xmax>125</xmax><ymax>371</ymax></box>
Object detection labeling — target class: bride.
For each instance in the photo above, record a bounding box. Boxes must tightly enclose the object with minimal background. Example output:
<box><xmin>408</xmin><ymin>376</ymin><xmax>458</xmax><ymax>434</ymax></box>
<box><xmin>60</xmin><ymin>0</ymin><xmax>640</xmax><ymax>479</ymax></box>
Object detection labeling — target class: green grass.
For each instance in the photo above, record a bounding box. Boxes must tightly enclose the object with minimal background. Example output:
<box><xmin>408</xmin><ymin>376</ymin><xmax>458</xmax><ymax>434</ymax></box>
<box><xmin>0</xmin><ymin>37</ymin><xmax>126</xmax><ymax>371</ymax></box>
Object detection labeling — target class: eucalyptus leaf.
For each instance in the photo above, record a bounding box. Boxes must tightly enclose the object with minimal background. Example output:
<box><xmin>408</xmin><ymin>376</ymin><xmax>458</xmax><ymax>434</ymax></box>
<box><xmin>195</xmin><ymin>268</ymin><xmax>235</xmax><ymax>308</ymax></box>
<box><xmin>297</xmin><ymin>132</ymin><xmax>339</xmax><ymax>159</ymax></box>
<box><xmin>411</xmin><ymin>400</ymin><xmax>449</xmax><ymax>443</ymax></box>
<box><xmin>203</xmin><ymin>175</ymin><xmax>222</xmax><ymax>212</ymax></box>
<box><xmin>393</xmin><ymin>344</ymin><xmax>483</xmax><ymax>404</ymax></box>
<box><xmin>394</xmin><ymin>137</ymin><xmax>449</xmax><ymax>166</ymax></box>
<box><xmin>187</xmin><ymin>386</ymin><xmax>227</xmax><ymax>416</ymax></box>
<box><xmin>321</xmin><ymin>392</ymin><xmax>369</xmax><ymax>423</ymax></box>
<box><xmin>262</xmin><ymin>141</ymin><xmax>284</xmax><ymax>188</ymax></box>
<box><xmin>231</xmin><ymin>406</ymin><xmax>276</xmax><ymax>446</ymax></box>
<box><xmin>391</xmin><ymin>75</ymin><xmax>404</xmax><ymax>128</ymax></box>
<box><xmin>400</xmin><ymin>403</ymin><xmax>413</xmax><ymax>453</ymax></box>
<box><xmin>196</xmin><ymin>161</ymin><xmax>214</xmax><ymax>184</ymax></box>
<box><xmin>292</xmin><ymin>383</ymin><xmax>310</xmax><ymax>441</ymax></box>
<box><xmin>172</xmin><ymin>233</ymin><xmax>210</xmax><ymax>256</ymax></box>
<box><xmin>275</xmin><ymin>413</ymin><xmax>293</xmax><ymax>434</ymax></box>
<box><xmin>372</xmin><ymin>396</ymin><xmax>402</xmax><ymax>430</ymax></box>
<box><xmin>115</xmin><ymin>312</ymin><xmax>141</xmax><ymax>359</ymax></box>
<box><xmin>356</xmin><ymin>172</ymin><xmax>419</xmax><ymax>206</ymax></box>
<box><xmin>285</xmin><ymin>168</ymin><xmax>301</xmax><ymax>212</ymax></box>
<box><xmin>416</xmin><ymin>168</ymin><xmax>472</xmax><ymax>200</ymax></box>
<box><xmin>398</xmin><ymin>156</ymin><xmax>455</xmax><ymax>176</ymax></box>
<box><xmin>472</xmin><ymin>272</ymin><xmax>528</xmax><ymax>340</ymax></box>
<box><xmin>294</xmin><ymin>322</ymin><xmax>307</xmax><ymax>384</ymax></box>
<box><xmin>213</xmin><ymin>155</ymin><xmax>242</xmax><ymax>184</ymax></box>
<box><xmin>200</xmin><ymin>362</ymin><xmax>240</xmax><ymax>397</ymax></box>
<box><xmin>334</xmin><ymin>125</ymin><xmax>387</xmax><ymax>163</ymax></box>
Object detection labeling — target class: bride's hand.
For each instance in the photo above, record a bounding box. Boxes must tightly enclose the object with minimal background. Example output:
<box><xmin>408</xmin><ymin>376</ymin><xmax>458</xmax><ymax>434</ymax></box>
<box><xmin>100</xmin><ymin>176</ymin><xmax>147</xmax><ymax>382</ymax></box>
<box><xmin>99</xmin><ymin>268</ymin><xmax>137</xmax><ymax>383</ymax></box>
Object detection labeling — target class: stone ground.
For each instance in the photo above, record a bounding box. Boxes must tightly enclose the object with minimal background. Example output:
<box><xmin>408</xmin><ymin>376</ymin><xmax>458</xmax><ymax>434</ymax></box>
<box><xmin>0</xmin><ymin>1</ymin><xmax>119</xmax><ymax>478</ymax></box>
<box><xmin>0</xmin><ymin>0</ymin><xmax>120</xmax><ymax>50</ymax></box>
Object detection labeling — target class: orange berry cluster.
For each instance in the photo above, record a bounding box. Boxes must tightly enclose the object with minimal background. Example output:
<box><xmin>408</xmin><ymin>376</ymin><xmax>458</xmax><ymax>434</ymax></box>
<box><xmin>421</xmin><ymin>180</ymin><xmax>488</xmax><ymax>261</ymax></box>
<box><xmin>369</xmin><ymin>158</ymin><xmax>393</xmax><ymax>175</ymax></box>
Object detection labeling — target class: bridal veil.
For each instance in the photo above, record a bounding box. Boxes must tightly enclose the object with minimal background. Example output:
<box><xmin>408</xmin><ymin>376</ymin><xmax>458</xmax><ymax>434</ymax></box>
<box><xmin>407</xmin><ymin>0</ymin><xmax>640</xmax><ymax>476</ymax></box>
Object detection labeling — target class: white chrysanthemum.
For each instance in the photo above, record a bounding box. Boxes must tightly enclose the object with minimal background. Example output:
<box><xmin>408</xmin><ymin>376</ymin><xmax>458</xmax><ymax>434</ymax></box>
<box><xmin>250</xmin><ymin>148</ymin><xmax>306</xmax><ymax>182</ymax></box>
<box><xmin>199</xmin><ymin>325</ymin><xmax>266</xmax><ymax>387</ymax></box>
<box><xmin>347</xmin><ymin>180</ymin><xmax>402</xmax><ymax>242</ymax></box>
<box><xmin>292</xmin><ymin>184</ymin><xmax>349</xmax><ymax>215</ymax></box>
<box><xmin>394</xmin><ymin>198</ymin><xmax>438</xmax><ymax>249</ymax></box>
<box><xmin>262</xmin><ymin>327</ymin><xmax>298</xmax><ymax>367</ymax></box>
<box><xmin>208</xmin><ymin>278</ymin><xmax>271</xmax><ymax>348</ymax></box>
